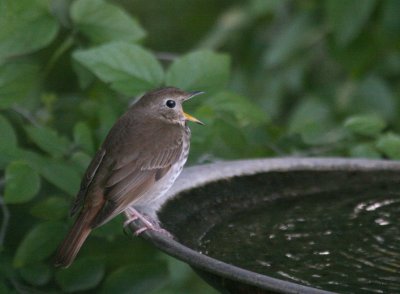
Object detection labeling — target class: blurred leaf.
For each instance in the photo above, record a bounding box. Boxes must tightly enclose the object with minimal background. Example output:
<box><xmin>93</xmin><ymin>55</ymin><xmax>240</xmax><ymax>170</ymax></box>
<box><xmin>4</xmin><ymin>161</ymin><xmax>40</xmax><ymax>204</ymax></box>
<box><xmin>20</xmin><ymin>150</ymin><xmax>81</xmax><ymax>196</ymax></box>
<box><xmin>25</xmin><ymin>125</ymin><xmax>70</xmax><ymax>158</ymax></box>
<box><xmin>249</xmin><ymin>0</ymin><xmax>283</xmax><ymax>16</ymax></box>
<box><xmin>163</xmin><ymin>256</ymin><xmax>192</xmax><ymax>285</ymax></box>
<box><xmin>96</xmin><ymin>100</ymin><xmax>120</xmax><ymax>141</ymax></box>
<box><xmin>0</xmin><ymin>282</ymin><xmax>9</xmax><ymax>294</ymax></box>
<box><xmin>101</xmin><ymin>263</ymin><xmax>168</xmax><ymax>294</ymax></box>
<box><xmin>0</xmin><ymin>114</ymin><xmax>17</xmax><ymax>151</ymax></box>
<box><xmin>0</xmin><ymin>60</ymin><xmax>39</xmax><ymax>108</ymax></box>
<box><xmin>19</xmin><ymin>263</ymin><xmax>51</xmax><ymax>286</ymax></box>
<box><xmin>71</xmin><ymin>151</ymin><xmax>92</xmax><ymax>172</ymax></box>
<box><xmin>382</xmin><ymin>0</ymin><xmax>400</xmax><ymax>34</ymax></box>
<box><xmin>349</xmin><ymin>144</ymin><xmax>380</xmax><ymax>159</ymax></box>
<box><xmin>376</xmin><ymin>133</ymin><xmax>400</xmax><ymax>159</ymax></box>
<box><xmin>166</xmin><ymin>50</ymin><xmax>230</xmax><ymax>93</ymax></box>
<box><xmin>264</xmin><ymin>14</ymin><xmax>312</xmax><ymax>67</ymax></box>
<box><xmin>91</xmin><ymin>215</ymin><xmax>123</xmax><ymax>239</ymax></box>
<box><xmin>352</xmin><ymin>76</ymin><xmax>396</xmax><ymax>121</ymax></box>
<box><xmin>0</xmin><ymin>0</ymin><xmax>59</xmax><ymax>61</ymax></box>
<box><xmin>13</xmin><ymin>222</ymin><xmax>65</xmax><ymax>267</ymax></box>
<box><xmin>288</xmin><ymin>98</ymin><xmax>334</xmax><ymax>145</ymax></box>
<box><xmin>207</xmin><ymin>91</ymin><xmax>268</xmax><ymax>126</ymax></box>
<box><xmin>29</xmin><ymin>159</ymin><xmax>80</xmax><ymax>197</ymax></box>
<box><xmin>73</xmin><ymin>122</ymin><xmax>94</xmax><ymax>154</ymax></box>
<box><xmin>72</xmin><ymin>59</ymin><xmax>95</xmax><ymax>89</ymax></box>
<box><xmin>344</xmin><ymin>114</ymin><xmax>386</xmax><ymax>137</ymax></box>
<box><xmin>30</xmin><ymin>197</ymin><xmax>69</xmax><ymax>220</ymax></box>
<box><xmin>71</xmin><ymin>0</ymin><xmax>145</xmax><ymax>44</ymax></box>
<box><xmin>73</xmin><ymin>42</ymin><xmax>164</xmax><ymax>95</ymax></box>
<box><xmin>0</xmin><ymin>146</ymin><xmax>21</xmax><ymax>169</ymax></box>
<box><xmin>55</xmin><ymin>257</ymin><xmax>105</xmax><ymax>292</ymax></box>
<box><xmin>326</xmin><ymin>0</ymin><xmax>377</xmax><ymax>46</ymax></box>
<box><xmin>0</xmin><ymin>148</ymin><xmax>80</xmax><ymax>195</ymax></box>
<box><xmin>215</xmin><ymin>119</ymin><xmax>247</xmax><ymax>157</ymax></box>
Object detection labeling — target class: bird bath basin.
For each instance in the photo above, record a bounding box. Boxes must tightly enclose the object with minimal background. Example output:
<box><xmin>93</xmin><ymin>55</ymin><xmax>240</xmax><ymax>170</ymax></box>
<box><xmin>129</xmin><ymin>158</ymin><xmax>400</xmax><ymax>293</ymax></box>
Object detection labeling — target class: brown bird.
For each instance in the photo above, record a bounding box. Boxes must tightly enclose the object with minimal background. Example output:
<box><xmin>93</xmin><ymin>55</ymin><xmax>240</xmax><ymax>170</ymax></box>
<box><xmin>54</xmin><ymin>87</ymin><xmax>203</xmax><ymax>268</ymax></box>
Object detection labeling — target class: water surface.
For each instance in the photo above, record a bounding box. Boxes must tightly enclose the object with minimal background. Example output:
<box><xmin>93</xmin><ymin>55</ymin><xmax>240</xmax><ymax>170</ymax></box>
<box><xmin>160</xmin><ymin>171</ymin><xmax>400</xmax><ymax>293</ymax></box>
<box><xmin>197</xmin><ymin>187</ymin><xmax>400</xmax><ymax>293</ymax></box>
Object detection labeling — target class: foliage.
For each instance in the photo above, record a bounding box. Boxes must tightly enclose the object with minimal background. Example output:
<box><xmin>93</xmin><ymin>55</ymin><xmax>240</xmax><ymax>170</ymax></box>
<box><xmin>0</xmin><ymin>0</ymin><xmax>399</xmax><ymax>293</ymax></box>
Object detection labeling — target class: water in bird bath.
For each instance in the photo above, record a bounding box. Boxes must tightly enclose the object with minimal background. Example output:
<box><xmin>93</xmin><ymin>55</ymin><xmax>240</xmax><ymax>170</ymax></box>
<box><xmin>197</xmin><ymin>184</ymin><xmax>400</xmax><ymax>293</ymax></box>
<box><xmin>160</xmin><ymin>170</ymin><xmax>400</xmax><ymax>293</ymax></box>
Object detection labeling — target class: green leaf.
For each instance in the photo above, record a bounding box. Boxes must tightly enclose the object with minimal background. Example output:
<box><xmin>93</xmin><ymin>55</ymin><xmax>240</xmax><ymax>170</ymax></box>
<box><xmin>71</xmin><ymin>151</ymin><xmax>92</xmax><ymax>172</ymax></box>
<box><xmin>35</xmin><ymin>160</ymin><xmax>80</xmax><ymax>196</ymax></box>
<box><xmin>18</xmin><ymin>149</ymin><xmax>81</xmax><ymax>196</ymax></box>
<box><xmin>13</xmin><ymin>222</ymin><xmax>65</xmax><ymax>267</ymax></box>
<box><xmin>325</xmin><ymin>0</ymin><xmax>377</xmax><ymax>46</ymax></box>
<box><xmin>73</xmin><ymin>42</ymin><xmax>164</xmax><ymax>95</ymax></box>
<box><xmin>288</xmin><ymin>98</ymin><xmax>335</xmax><ymax>145</ymax></box>
<box><xmin>352</xmin><ymin>76</ymin><xmax>396</xmax><ymax>121</ymax></box>
<box><xmin>0</xmin><ymin>115</ymin><xmax>17</xmax><ymax>151</ymax></box>
<box><xmin>344</xmin><ymin>115</ymin><xmax>386</xmax><ymax>137</ymax></box>
<box><xmin>55</xmin><ymin>257</ymin><xmax>105</xmax><ymax>292</ymax></box>
<box><xmin>215</xmin><ymin>119</ymin><xmax>247</xmax><ymax>157</ymax></box>
<box><xmin>0</xmin><ymin>0</ymin><xmax>59</xmax><ymax>61</ymax></box>
<box><xmin>249</xmin><ymin>0</ymin><xmax>283</xmax><ymax>16</ymax></box>
<box><xmin>207</xmin><ymin>92</ymin><xmax>268</xmax><ymax>126</ymax></box>
<box><xmin>73</xmin><ymin>122</ymin><xmax>94</xmax><ymax>153</ymax></box>
<box><xmin>0</xmin><ymin>282</ymin><xmax>9</xmax><ymax>294</ymax></box>
<box><xmin>72</xmin><ymin>59</ymin><xmax>95</xmax><ymax>89</ymax></box>
<box><xmin>30</xmin><ymin>197</ymin><xmax>69</xmax><ymax>220</ymax></box>
<box><xmin>264</xmin><ymin>14</ymin><xmax>313</xmax><ymax>67</ymax></box>
<box><xmin>382</xmin><ymin>0</ymin><xmax>400</xmax><ymax>34</ymax></box>
<box><xmin>376</xmin><ymin>133</ymin><xmax>400</xmax><ymax>159</ymax></box>
<box><xmin>71</xmin><ymin>0</ymin><xmax>145</xmax><ymax>44</ymax></box>
<box><xmin>102</xmin><ymin>263</ymin><xmax>168</xmax><ymax>294</ymax></box>
<box><xmin>25</xmin><ymin>125</ymin><xmax>70</xmax><ymax>158</ymax></box>
<box><xmin>19</xmin><ymin>263</ymin><xmax>51</xmax><ymax>286</ymax></box>
<box><xmin>0</xmin><ymin>60</ymin><xmax>39</xmax><ymax>108</ymax></box>
<box><xmin>349</xmin><ymin>144</ymin><xmax>380</xmax><ymax>159</ymax></box>
<box><xmin>166</xmin><ymin>50</ymin><xmax>230</xmax><ymax>93</ymax></box>
<box><xmin>4</xmin><ymin>161</ymin><xmax>41</xmax><ymax>204</ymax></box>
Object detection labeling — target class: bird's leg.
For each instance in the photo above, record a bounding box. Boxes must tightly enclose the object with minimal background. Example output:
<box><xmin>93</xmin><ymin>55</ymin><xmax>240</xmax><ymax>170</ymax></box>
<box><xmin>124</xmin><ymin>207</ymin><xmax>154</xmax><ymax>229</ymax></box>
<box><xmin>124</xmin><ymin>207</ymin><xmax>172</xmax><ymax>237</ymax></box>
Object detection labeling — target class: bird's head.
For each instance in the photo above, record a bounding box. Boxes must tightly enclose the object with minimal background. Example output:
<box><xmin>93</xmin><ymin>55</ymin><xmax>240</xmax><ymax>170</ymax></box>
<box><xmin>136</xmin><ymin>87</ymin><xmax>204</xmax><ymax>126</ymax></box>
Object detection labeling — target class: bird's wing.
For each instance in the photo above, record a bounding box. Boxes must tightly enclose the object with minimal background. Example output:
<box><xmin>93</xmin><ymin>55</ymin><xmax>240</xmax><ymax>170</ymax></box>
<box><xmin>91</xmin><ymin>124</ymin><xmax>184</xmax><ymax>228</ymax></box>
<box><xmin>70</xmin><ymin>148</ymin><xmax>106</xmax><ymax>216</ymax></box>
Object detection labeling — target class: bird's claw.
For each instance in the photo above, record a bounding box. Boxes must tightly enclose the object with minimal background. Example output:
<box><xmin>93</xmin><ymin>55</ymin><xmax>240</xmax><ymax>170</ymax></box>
<box><xmin>124</xmin><ymin>207</ymin><xmax>173</xmax><ymax>238</ymax></box>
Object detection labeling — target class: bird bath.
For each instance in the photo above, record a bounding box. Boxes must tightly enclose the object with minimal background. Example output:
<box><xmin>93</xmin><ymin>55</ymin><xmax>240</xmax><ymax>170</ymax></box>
<box><xmin>128</xmin><ymin>158</ymin><xmax>400</xmax><ymax>293</ymax></box>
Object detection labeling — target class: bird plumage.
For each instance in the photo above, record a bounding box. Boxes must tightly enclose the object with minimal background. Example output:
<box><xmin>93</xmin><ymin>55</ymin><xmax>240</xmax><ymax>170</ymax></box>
<box><xmin>54</xmin><ymin>87</ymin><xmax>199</xmax><ymax>267</ymax></box>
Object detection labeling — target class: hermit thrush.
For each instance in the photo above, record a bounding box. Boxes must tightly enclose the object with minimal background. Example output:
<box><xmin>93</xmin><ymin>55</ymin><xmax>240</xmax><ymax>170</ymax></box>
<box><xmin>54</xmin><ymin>87</ymin><xmax>203</xmax><ymax>268</ymax></box>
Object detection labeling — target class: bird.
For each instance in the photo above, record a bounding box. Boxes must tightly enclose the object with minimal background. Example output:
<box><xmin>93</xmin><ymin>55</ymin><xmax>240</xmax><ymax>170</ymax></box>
<box><xmin>54</xmin><ymin>87</ymin><xmax>204</xmax><ymax>268</ymax></box>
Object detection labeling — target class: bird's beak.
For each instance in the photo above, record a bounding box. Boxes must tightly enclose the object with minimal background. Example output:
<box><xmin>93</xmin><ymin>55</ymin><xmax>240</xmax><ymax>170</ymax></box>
<box><xmin>183</xmin><ymin>112</ymin><xmax>204</xmax><ymax>125</ymax></box>
<box><xmin>187</xmin><ymin>91</ymin><xmax>205</xmax><ymax>100</ymax></box>
<box><xmin>183</xmin><ymin>91</ymin><xmax>205</xmax><ymax>125</ymax></box>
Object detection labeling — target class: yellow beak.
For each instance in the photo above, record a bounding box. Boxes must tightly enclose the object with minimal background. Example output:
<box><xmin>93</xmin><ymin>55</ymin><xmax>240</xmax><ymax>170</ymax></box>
<box><xmin>184</xmin><ymin>112</ymin><xmax>204</xmax><ymax>125</ymax></box>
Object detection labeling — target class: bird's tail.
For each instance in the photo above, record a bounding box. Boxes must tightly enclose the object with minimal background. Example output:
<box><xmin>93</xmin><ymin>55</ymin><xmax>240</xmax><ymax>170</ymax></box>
<box><xmin>54</xmin><ymin>211</ymin><xmax>93</xmax><ymax>268</ymax></box>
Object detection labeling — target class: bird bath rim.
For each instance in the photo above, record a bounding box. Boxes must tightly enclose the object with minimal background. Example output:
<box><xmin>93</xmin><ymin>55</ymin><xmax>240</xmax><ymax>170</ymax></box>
<box><xmin>128</xmin><ymin>157</ymin><xmax>400</xmax><ymax>294</ymax></box>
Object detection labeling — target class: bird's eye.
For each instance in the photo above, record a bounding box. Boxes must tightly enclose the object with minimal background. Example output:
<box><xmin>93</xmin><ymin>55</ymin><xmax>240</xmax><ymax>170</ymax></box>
<box><xmin>166</xmin><ymin>100</ymin><xmax>176</xmax><ymax>108</ymax></box>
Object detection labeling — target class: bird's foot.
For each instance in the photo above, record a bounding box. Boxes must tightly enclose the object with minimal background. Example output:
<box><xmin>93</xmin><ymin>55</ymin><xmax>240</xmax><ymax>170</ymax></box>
<box><xmin>124</xmin><ymin>207</ymin><xmax>172</xmax><ymax>237</ymax></box>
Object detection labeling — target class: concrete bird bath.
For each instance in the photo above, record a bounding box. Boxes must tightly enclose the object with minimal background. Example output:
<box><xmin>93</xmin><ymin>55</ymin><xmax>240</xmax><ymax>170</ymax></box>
<box><xmin>128</xmin><ymin>158</ymin><xmax>400</xmax><ymax>293</ymax></box>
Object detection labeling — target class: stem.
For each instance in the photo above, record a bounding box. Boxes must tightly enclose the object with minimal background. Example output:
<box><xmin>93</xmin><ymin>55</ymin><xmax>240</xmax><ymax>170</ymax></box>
<box><xmin>43</xmin><ymin>34</ymin><xmax>75</xmax><ymax>77</ymax></box>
